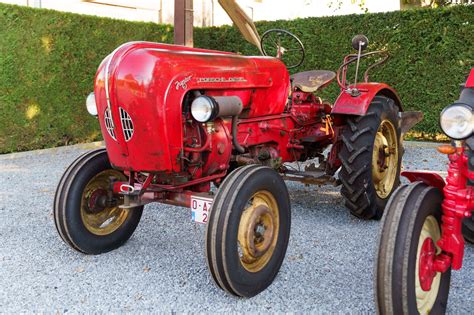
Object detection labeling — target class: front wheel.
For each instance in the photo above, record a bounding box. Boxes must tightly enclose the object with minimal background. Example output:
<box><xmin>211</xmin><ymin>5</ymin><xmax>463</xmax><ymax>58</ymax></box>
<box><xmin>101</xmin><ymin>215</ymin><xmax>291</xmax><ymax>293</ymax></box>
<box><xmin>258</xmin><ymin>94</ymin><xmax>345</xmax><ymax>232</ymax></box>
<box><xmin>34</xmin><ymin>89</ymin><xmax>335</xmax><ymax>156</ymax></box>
<box><xmin>338</xmin><ymin>95</ymin><xmax>402</xmax><ymax>219</ymax></box>
<box><xmin>205</xmin><ymin>165</ymin><xmax>291</xmax><ymax>297</ymax></box>
<box><xmin>376</xmin><ymin>182</ymin><xmax>451</xmax><ymax>314</ymax></box>
<box><xmin>54</xmin><ymin>149</ymin><xmax>143</xmax><ymax>254</ymax></box>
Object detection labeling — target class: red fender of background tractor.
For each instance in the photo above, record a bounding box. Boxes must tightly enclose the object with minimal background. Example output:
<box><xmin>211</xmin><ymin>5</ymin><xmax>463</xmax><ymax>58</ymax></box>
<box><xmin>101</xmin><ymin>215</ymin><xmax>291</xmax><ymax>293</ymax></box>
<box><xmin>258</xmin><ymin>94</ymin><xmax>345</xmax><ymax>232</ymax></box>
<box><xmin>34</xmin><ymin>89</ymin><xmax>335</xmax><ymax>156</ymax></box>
<box><xmin>466</xmin><ymin>68</ymin><xmax>474</xmax><ymax>88</ymax></box>
<box><xmin>401</xmin><ymin>170</ymin><xmax>446</xmax><ymax>192</ymax></box>
<box><xmin>331</xmin><ymin>83</ymin><xmax>402</xmax><ymax>115</ymax></box>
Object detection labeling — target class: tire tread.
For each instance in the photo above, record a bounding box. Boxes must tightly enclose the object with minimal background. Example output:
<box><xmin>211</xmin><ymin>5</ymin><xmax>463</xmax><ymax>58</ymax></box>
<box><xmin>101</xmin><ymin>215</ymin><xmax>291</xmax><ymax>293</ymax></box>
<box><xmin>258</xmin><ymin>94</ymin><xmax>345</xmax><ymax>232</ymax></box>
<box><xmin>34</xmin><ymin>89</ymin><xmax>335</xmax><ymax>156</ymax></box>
<box><xmin>338</xmin><ymin>95</ymin><xmax>401</xmax><ymax>220</ymax></box>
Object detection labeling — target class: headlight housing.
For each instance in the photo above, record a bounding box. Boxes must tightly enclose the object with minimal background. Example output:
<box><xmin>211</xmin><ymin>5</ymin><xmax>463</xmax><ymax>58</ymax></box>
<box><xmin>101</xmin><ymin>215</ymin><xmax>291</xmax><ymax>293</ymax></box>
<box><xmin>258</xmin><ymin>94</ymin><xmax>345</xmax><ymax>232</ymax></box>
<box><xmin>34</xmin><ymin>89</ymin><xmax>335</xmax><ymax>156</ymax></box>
<box><xmin>190</xmin><ymin>96</ymin><xmax>218</xmax><ymax>123</ymax></box>
<box><xmin>439</xmin><ymin>104</ymin><xmax>473</xmax><ymax>140</ymax></box>
<box><xmin>86</xmin><ymin>92</ymin><xmax>98</xmax><ymax>116</ymax></box>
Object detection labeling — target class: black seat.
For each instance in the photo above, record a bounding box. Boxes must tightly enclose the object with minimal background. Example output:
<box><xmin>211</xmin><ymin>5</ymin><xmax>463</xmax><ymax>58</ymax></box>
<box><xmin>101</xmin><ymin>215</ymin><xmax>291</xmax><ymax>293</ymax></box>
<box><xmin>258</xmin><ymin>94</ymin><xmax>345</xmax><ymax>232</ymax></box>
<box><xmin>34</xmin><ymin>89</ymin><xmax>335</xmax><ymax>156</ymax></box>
<box><xmin>291</xmin><ymin>70</ymin><xmax>336</xmax><ymax>93</ymax></box>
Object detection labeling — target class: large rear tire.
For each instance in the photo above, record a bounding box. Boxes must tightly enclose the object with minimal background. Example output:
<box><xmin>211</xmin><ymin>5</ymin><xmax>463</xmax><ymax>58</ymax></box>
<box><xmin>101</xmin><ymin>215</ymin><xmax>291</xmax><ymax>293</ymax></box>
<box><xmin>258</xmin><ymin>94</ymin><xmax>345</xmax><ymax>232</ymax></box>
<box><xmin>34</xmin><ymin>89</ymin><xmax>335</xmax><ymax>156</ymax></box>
<box><xmin>205</xmin><ymin>165</ymin><xmax>291</xmax><ymax>297</ymax></box>
<box><xmin>54</xmin><ymin>149</ymin><xmax>143</xmax><ymax>254</ymax></box>
<box><xmin>338</xmin><ymin>95</ymin><xmax>402</xmax><ymax>220</ymax></box>
<box><xmin>375</xmin><ymin>182</ymin><xmax>451</xmax><ymax>314</ymax></box>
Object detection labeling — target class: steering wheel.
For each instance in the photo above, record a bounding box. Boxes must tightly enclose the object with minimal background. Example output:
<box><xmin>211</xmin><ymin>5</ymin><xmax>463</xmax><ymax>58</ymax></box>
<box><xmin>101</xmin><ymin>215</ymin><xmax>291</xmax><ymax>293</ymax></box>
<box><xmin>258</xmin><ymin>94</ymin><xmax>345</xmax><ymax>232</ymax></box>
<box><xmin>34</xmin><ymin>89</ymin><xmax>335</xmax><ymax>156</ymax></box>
<box><xmin>260</xmin><ymin>29</ymin><xmax>305</xmax><ymax>69</ymax></box>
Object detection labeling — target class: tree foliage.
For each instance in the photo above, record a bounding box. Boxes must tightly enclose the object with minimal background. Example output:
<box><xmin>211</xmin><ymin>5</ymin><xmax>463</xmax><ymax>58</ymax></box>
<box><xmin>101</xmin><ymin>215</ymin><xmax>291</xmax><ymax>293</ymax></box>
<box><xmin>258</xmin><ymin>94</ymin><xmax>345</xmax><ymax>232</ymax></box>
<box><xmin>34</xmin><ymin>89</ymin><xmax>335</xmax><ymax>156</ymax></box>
<box><xmin>402</xmin><ymin>0</ymin><xmax>474</xmax><ymax>8</ymax></box>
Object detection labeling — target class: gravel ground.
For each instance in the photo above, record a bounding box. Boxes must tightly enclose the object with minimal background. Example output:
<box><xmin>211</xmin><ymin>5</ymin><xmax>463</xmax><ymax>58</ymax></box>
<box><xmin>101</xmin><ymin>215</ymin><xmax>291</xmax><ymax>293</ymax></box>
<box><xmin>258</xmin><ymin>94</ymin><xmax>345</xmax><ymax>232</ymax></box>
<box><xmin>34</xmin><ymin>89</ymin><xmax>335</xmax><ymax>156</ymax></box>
<box><xmin>0</xmin><ymin>141</ymin><xmax>472</xmax><ymax>313</ymax></box>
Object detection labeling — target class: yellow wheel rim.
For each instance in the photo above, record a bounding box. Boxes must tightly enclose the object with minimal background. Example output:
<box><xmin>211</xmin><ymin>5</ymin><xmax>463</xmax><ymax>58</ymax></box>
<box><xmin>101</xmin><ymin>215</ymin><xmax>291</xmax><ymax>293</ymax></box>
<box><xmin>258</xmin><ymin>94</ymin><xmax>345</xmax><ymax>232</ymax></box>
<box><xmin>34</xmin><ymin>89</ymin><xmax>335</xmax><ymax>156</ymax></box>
<box><xmin>415</xmin><ymin>215</ymin><xmax>442</xmax><ymax>314</ymax></box>
<box><xmin>372</xmin><ymin>119</ymin><xmax>399</xmax><ymax>199</ymax></box>
<box><xmin>80</xmin><ymin>169</ymin><xmax>129</xmax><ymax>236</ymax></box>
<box><xmin>237</xmin><ymin>190</ymin><xmax>280</xmax><ymax>273</ymax></box>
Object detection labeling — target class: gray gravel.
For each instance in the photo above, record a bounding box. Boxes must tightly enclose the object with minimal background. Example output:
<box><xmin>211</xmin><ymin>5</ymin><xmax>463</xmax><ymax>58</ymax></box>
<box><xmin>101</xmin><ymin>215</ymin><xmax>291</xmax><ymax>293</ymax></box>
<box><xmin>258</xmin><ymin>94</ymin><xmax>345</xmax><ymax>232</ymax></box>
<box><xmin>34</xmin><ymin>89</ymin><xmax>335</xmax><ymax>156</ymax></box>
<box><xmin>0</xmin><ymin>141</ymin><xmax>472</xmax><ymax>313</ymax></box>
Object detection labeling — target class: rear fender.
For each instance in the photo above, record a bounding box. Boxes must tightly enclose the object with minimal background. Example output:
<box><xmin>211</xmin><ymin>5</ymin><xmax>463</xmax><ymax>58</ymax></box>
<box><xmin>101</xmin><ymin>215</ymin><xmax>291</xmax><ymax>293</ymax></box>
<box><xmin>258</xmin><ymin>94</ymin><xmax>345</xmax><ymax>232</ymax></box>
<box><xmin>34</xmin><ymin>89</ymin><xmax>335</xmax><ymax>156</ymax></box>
<box><xmin>331</xmin><ymin>83</ymin><xmax>402</xmax><ymax>115</ymax></box>
<box><xmin>331</xmin><ymin>83</ymin><xmax>423</xmax><ymax>134</ymax></box>
<box><xmin>401</xmin><ymin>171</ymin><xmax>446</xmax><ymax>191</ymax></box>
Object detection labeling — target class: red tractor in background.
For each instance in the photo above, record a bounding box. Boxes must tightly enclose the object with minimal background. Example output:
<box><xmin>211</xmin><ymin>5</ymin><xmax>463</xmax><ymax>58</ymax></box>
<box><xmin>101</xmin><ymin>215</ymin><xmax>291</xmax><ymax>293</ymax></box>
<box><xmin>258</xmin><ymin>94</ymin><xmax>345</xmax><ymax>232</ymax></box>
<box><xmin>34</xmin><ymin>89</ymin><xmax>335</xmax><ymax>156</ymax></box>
<box><xmin>376</xmin><ymin>69</ymin><xmax>474</xmax><ymax>314</ymax></box>
<box><xmin>54</xmin><ymin>0</ymin><xmax>421</xmax><ymax>297</ymax></box>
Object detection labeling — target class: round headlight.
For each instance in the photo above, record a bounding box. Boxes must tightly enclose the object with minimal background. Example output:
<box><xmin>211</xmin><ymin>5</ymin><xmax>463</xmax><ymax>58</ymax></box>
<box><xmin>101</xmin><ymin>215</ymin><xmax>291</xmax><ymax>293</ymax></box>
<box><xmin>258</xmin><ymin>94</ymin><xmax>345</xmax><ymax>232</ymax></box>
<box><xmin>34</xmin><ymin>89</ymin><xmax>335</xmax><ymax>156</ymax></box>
<box><xmin>190</xmin><ymin>96</ymin><xmax>218</xmax><ymax>123</ymax></box>
<box><xmin>440</xmin><ymin>104</ymin><xmax>473</xmax><ymax>140</ymax></box>
<box><xmin>86</xmin><ymin>92</ymin><xmax>98</xmax><ymax>116</ymax></box>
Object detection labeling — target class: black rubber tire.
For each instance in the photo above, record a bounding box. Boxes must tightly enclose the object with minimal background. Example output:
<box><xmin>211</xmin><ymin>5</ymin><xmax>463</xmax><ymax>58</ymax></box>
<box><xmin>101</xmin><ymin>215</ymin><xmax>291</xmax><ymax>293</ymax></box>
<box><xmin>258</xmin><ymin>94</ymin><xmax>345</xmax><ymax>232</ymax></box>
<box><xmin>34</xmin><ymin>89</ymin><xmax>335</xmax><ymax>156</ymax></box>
<box><xmin>375</xmin><ymin>182</ymin><xmax>451</xmax><ymax>315</ymax></box>
<box><xmin>54</xmin><ymin>149</ymin><xmax>143</xmax><ymax>254</ymax></box>
<box><xmin>462</xmin><ymin>216</ymin><xmax>474</xmax><ymax>244</ymax></box>
<box><xmin>338</xmin><ymin>95</ymin><xmax>402</xmax><ymax>220</ymax></box>
<box><xmin>205</xmin><ymin>165</ymin><xmax>291</xmax><ymax>297</ymax></box>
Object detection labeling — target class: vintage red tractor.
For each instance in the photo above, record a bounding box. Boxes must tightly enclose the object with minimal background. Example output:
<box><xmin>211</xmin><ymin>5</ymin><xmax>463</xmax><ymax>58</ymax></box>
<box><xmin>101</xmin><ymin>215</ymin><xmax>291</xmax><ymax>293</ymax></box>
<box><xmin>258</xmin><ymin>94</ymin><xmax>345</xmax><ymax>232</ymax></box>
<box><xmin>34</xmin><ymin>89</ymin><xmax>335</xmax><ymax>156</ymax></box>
<box><xmin>54</xmin><ymin>1</ymin><xmax>421</xmax><ymax>297</ymax></box>
<box><xmin>375</xmin><ymin>68</ymin><xmax>474</xmax><ymax>314</ymax></box>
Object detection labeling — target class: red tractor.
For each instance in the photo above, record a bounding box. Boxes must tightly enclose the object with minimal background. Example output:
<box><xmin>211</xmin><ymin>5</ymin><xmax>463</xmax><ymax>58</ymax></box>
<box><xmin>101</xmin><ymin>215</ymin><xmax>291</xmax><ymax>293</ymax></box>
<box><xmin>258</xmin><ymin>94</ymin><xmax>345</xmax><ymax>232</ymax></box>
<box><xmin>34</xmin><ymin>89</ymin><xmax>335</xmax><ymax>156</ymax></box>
<box><xmin>376</xmin><ymin>69</ymin><xmax>474</xmax><ymax>314</ymax></box>
<box><xmin>54</xmin><ymin>1</ymin><xmax>421</xmax><ymax>297</ymax></box>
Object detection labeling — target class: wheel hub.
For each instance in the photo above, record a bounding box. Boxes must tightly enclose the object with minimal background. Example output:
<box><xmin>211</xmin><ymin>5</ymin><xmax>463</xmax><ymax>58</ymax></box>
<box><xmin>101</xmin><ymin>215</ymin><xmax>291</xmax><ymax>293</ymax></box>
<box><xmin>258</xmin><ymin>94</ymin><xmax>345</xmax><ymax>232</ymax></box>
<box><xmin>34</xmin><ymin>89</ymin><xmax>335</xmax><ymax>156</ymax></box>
<box><xmin>372</xmin><ymin>120</ymin><xmax>398</xmax><ymax>199</ymax></box>
<box><xmin>238</xmin><ymin>191</ymin><xmax>279</xmax><ymax>273</ymax></box>
<box><xmin>373</xmin><ymin>133</ymin><xmax>390</xmax><ymax>180</ymax></box>
<box><xmin>240</xmin><ymin>205</ymin><xmax>274</xmax><ymax>259</ymax></box>
<box><xmin>415</xmin><ymin>215</ymin><xmax>442</xmax><ymax>314</ymax></box>
<box><xmin>86</xmin><ymin>189</ymin><xmax>108</xmax><ymax>213</ymax></box>
<box><xmin>418</xmin><ymin>237</ymin><xmax>437</xmax><ymax>291</ymax></box>
<box><xmin>80</xmin><ymin>170</ymin><xmax>129</xmax><ymax>236</ymax></box>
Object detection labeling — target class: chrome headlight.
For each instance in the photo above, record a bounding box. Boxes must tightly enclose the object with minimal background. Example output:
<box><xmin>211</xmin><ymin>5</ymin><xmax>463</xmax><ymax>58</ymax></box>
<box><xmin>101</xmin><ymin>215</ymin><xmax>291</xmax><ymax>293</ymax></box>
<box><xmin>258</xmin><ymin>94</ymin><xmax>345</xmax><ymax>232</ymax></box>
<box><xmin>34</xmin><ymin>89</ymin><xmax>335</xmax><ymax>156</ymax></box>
<box><xmin>86</xmin><ymin>92</ymin><xmax>98</xmax><ymax>116</ymax></box>
<box><xmin>190</xmin><ymin>96</ymin><xmax>218</xmax><ymax>123</ymax></box>
<box><xmin>439</xmin><ymin>104</ymin><xmax>473</xmax><ymax>140</ymax></box>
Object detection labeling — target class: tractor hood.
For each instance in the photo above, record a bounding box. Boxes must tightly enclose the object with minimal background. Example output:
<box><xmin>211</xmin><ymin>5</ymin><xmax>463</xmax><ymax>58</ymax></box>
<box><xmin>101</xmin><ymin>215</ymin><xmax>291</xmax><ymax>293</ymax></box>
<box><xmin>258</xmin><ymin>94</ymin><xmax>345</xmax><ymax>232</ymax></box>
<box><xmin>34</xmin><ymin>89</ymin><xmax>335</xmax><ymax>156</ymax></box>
<box><xmin>94</xmin><ymin>42</ymin><xmax>289</xmax><ymax>173</ymax></box>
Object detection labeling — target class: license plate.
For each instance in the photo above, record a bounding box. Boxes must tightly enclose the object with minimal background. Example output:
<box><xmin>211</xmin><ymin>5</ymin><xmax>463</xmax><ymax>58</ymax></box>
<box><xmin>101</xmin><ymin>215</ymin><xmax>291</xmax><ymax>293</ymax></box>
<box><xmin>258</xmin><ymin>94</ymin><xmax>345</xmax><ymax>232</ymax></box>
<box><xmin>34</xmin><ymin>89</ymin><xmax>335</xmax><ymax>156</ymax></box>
<box><xmin>191</xmin><ymin>196</ymin><xmax>213</xmax><ymax>224</ymax></box>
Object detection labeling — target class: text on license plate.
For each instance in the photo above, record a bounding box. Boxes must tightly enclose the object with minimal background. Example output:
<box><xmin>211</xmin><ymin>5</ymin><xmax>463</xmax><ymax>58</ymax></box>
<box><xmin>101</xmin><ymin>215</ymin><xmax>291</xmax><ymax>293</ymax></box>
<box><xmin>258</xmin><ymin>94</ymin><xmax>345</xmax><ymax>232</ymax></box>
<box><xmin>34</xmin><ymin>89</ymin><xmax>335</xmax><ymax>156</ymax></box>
<box><xmin>191</xmin><ymin>196</ymin><xmax>213</xmax><ymax>224</ymax></box>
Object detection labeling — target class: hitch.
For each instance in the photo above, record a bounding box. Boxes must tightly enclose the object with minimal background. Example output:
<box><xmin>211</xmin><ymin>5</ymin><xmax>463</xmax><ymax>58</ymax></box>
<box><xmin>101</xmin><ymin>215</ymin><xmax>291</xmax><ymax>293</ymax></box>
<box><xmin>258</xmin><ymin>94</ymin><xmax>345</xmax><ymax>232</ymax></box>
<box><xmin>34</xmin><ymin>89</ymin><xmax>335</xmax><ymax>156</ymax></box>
<box><xmin>399</xmin><ymin>111</ymin><xmax>424</xmax><ymax>135</ymax></box>
<box><xmin>113</xmin><ymin>173</ymin><xmax>155</xmax><ymax>208</ymax></box>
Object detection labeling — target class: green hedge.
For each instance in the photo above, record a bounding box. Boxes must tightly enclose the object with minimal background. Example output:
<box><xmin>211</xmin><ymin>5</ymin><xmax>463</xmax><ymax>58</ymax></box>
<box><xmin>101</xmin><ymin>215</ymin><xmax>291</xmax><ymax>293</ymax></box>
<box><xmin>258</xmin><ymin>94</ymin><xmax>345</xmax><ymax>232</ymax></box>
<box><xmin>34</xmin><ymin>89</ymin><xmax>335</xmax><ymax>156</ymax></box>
<box><xmin>0</xmin><ymin>4</ymin><xmax>473</xmax><ymax>153</ymax></box>
<box><xmin>0</xmin><ymin>4</ymin><xmax>174</xmax><ymax>153</ymax></box>
<box><xmin>196</xmin><ymin>6</ymin><xmax>474</xmax><ymax>135</ymax></box>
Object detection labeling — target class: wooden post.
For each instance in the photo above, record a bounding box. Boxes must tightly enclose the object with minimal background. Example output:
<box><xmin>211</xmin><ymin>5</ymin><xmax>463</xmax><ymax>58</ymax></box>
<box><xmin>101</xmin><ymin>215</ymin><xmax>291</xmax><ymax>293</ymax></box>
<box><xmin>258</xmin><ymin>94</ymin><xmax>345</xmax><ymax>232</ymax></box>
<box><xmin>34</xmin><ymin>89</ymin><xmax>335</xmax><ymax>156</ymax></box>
<box><xmin>174</xmin><ymin>0</ymin><xmax>193</xmax><ymax>47</ymax></box>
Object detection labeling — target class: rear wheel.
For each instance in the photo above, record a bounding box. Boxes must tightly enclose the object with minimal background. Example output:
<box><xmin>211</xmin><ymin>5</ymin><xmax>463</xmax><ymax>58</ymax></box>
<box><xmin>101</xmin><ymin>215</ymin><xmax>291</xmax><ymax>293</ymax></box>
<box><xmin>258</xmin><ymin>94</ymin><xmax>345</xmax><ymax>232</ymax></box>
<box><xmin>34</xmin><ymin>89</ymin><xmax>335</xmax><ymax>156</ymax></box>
<box><xmin>376</xmin><ymin>182</ymin><xmax>451</xmax><ymax>314</ymax></box>
<box><xmin>205</xmin><ymin>165</ymin><xmax>291</xmax><ymax>297</ymax></box>
<box><xmin>54</xmin><ymin>149</ymin><xmax>143</xmax><ymax>254</ymax></box>
<box><xmin>462</xmin><ymin>216</ymin><xmax>474</xmax><ymax>244</ymax></box>
<box><xmin>338</xmin><ymin>95</ymin><xmax>402</xmax><ymax>219</ymax></box>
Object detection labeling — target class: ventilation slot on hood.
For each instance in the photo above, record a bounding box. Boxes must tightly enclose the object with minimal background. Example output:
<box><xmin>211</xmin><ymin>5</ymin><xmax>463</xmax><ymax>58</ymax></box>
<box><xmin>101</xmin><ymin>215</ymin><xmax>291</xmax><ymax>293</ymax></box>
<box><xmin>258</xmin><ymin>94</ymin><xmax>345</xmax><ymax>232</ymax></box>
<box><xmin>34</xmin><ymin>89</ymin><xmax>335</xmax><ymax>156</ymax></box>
<box><xmin>119</xmin><ymin>107</ymin><xmax>134</xmax><ymax>142</ymax></box>
<box><xmin>104</xmin><ymin>108</ymin><xmax>116</xmax><ymax>140</ymax></box>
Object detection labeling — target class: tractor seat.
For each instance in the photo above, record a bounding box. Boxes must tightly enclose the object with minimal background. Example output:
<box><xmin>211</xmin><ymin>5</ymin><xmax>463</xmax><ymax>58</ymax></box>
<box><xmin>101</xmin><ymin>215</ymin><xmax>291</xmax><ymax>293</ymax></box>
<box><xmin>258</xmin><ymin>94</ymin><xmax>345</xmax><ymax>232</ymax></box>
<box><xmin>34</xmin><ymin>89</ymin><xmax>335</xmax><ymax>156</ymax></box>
<box><xmin>291</xmin><ymin>70</ymin><xmax>336</xmax><ymax>93</ymax></box>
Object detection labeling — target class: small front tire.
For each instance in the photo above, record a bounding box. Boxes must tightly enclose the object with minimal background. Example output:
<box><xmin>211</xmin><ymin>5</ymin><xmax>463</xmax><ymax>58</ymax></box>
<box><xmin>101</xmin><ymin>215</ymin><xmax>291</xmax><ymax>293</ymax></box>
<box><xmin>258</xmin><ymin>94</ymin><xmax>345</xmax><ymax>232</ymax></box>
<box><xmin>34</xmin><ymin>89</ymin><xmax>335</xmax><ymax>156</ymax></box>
<box><xmin>205</xmin><ymin>165</ymin><xmax>291</xmax><ymax>297</ymax></box>
<box><xmin>375</xmin><ymin>182</ymin><xmax>451</xmax><ymax>314</ymax></box>
<box><xmin>54</xmin><ymin>149</ymin><xmax>143</xmax><ymax>254</ymax></box>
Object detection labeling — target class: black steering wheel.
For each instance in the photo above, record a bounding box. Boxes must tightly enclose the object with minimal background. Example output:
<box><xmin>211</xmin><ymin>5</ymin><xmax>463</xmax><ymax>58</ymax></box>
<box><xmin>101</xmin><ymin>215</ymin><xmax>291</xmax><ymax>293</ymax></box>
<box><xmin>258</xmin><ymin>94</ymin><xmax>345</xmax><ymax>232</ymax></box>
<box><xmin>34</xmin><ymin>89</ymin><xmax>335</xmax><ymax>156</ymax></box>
<box><xmin>260</xmin><ymin>29</ymin><xmax>305</xmax><ymax>69</ymax></box>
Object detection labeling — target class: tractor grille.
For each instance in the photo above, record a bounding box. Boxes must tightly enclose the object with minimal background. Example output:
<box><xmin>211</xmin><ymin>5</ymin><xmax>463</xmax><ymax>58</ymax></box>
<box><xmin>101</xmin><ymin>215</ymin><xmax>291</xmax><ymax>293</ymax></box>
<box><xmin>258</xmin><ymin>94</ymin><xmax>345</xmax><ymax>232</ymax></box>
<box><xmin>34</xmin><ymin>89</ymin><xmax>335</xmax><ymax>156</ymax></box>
<box><xmin>119</xmin><ymin>107</ymin><xmax>134</xmax><ymax>142</ymax></box>
<box><xmin>103</xmin><ymin>107</ymin><xmax>134</xmax><ymax>142</ymax></box>
<box><xmin>104</xmin><ymin>108</ymin><xmax>116</xmax><ymax>140</ymax></box>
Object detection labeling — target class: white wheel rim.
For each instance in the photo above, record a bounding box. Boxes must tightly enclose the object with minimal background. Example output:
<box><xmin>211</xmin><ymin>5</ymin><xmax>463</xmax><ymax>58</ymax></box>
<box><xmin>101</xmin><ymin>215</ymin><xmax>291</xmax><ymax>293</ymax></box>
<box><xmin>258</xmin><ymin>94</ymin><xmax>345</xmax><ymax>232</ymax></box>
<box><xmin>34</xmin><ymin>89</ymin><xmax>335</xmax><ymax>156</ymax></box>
<box><xmin>415</xmin><ymin>215</ymin><xmax>442</xmax><ymax>314</ymax></box>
